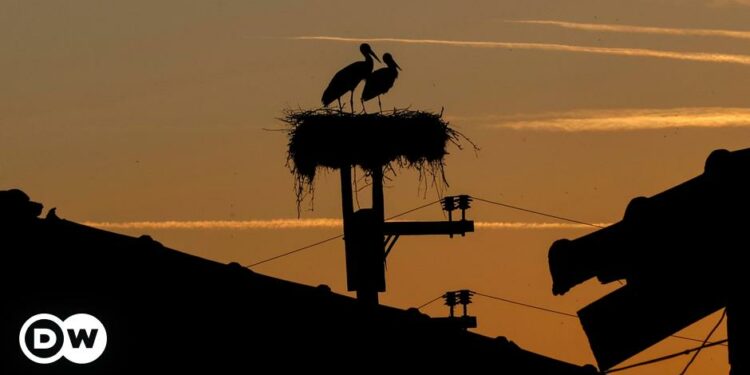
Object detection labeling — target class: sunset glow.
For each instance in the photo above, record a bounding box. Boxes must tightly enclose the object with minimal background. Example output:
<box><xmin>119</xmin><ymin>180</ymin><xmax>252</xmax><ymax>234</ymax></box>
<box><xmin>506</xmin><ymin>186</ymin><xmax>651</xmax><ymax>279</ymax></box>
<box><xmin>5</xmin><ymin>2</ymin><xmax>748</xmax><ymax>373</ymax></box>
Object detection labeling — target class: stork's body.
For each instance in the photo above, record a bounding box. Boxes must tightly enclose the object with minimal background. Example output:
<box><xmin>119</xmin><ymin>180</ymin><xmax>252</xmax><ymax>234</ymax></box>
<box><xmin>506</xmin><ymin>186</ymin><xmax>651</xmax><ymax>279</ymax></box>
<box><xmin>322</xmin><ymin>43</ymin><xmax>380</xmax><ymax>113</ymax></box>
<box><xmin>362</xmin><ymin>53</ymin><xmax>401</xmax><ymax>113</ymax></box>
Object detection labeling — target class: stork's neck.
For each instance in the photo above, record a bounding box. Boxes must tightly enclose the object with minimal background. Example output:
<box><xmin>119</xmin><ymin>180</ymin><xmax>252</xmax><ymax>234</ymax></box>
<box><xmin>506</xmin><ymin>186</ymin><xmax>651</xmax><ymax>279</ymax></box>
<box><xmin>362</xmin><ymin>54</ymin><xmax>374</xmax><ymax>71</ymax></box>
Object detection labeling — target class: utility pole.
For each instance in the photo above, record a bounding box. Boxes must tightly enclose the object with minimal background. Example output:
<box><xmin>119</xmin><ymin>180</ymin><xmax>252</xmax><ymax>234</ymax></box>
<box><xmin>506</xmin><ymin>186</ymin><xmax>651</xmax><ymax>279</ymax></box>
<box><xmin>340</xmin><ymin>167</ymin><xmax>473</xmax><ymax>305</ymax></box>
<box><xmin>284</xmin><ymin>107</ymin><xmax>476</xmax><ymax>306</ymax></box>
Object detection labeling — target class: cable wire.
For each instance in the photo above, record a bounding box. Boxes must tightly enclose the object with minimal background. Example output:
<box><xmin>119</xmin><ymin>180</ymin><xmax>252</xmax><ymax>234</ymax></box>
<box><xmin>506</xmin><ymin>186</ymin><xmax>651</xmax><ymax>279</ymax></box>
<box><xmin>385</xmin><ymin>199</ymin><xmax>441</xmax><ymax>221</ymax></box>
<box><xmin>678</xmin><ymin>309</ymin><xmax>726</xmax><ymax>375</ymax></box>
<box><xmin>246</xmin><ymin>195</ymin><xmax>602</xmax><ymax>268</ymax></box>
<box><xmin>246</xmin><ymin>233</ymin><xmax>343</xmax><ymax>267</ymax></box>
<box><xmin>605</xmin><ymin>339</ymin><xmax>728</xmax><ymax>373</ymax></box>
<box><xmin>473</xmin><ymin>290</ymin><xmax>578</xmax><ymax>318</ymax></box>
<box><xmin>416</xmin><ymin>294</ymin><xmax>445</xmax><ymax>310</ymax></box>
<box><xmin>671</xmin><ymin>334</ymin><xmax>725</xmax><ymax>346</ymax></box>
<box><xmin>468</xmin><ymin>290</ymin><xmax>726</xmax><ymax>347</ymax></box>
<box><xmin>246</xmin><ymin>199</ymin><xmax>441</xmax><ymax>268</ymax></box>
<box><xmin>471</xmin><ymin>196</ymin><xmax>604</xmax><ymax>228</ymax></box>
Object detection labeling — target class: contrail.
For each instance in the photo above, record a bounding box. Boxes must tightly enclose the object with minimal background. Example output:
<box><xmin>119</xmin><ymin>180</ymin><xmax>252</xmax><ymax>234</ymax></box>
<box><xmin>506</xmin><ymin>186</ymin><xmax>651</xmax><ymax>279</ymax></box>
<box><xmin>454</xmin><ymin>107</ymin><xmax>750</xmax><ymax>132</ymax></box>
<box><xmin>83</xmin><ymin>219</ymin><xmax>606</xmax><ymax>230</ymax></box>
<box><xmin>82</xmin><ymin>219</ymin><xmax>343</xmax><ymax>230</ymax></box>
<box><xmin>715</xmin><ymin>0</ymin><xmax>750</xmax><ymax>6</ymax></box>
<box><xmin>475</xmin><ymin>222</ymin><xmax>610</xmax><ymax>229</ymax></box>
<box><xmin>509</xmin><ymin>20</ymin><xmax>750</xmax><ymax>40</ymax></box>
<box><xmin>291</xmin><ymin>36</ymin><xmax>750</xmax><ymax>66</ymax></box>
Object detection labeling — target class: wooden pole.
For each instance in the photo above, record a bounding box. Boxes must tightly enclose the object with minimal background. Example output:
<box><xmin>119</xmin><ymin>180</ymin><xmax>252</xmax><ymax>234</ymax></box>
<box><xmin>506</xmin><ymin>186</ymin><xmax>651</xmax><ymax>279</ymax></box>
<box><xmin>342</xmin><ymin>165</ymin><xmax>380</xmax><ymax>304</ymax></box>
<box><xmin>340</xmin><ymin>165</ymin><xmax>353</xmax><ymax>222</ymax></box>
<box><xmin>340</xmin><ymin>166</ymin><xmax>356</xmax><ymax>292</ymax></box>
<box><xmin>372</xmin><ymin>167</ymin><xmax>384</xmax><ymax>223</ymax></box>
<box><xmin>356</xmin><ymin>166</ymin><xmax>384</xmax><ymax>305</ymax></box>
<box><xmin>356</xmin><ymin>286</ymin><xmax>379</xmax><ymax>304</ymax></box>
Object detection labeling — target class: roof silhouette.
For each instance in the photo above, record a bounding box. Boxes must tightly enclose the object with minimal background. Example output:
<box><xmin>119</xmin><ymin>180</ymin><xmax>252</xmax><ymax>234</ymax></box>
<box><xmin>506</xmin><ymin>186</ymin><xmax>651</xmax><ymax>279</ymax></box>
<box><xmin>1</xmin><ymin>189</ymin><xmax>598</xmax><ymax>374</ymax></box>
<box><xmin>548</xmin><ymin>147</ymin><xmax>750</xmax><ymax>371</ymax></box>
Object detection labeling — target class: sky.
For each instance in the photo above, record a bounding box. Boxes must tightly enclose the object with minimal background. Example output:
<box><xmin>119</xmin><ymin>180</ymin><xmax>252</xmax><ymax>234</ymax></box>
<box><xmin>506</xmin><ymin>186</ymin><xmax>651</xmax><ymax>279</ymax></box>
<box><xmin>3</xmin><ymin>0</ymin><xmax>750</xmax><ymax>373</ymax></box>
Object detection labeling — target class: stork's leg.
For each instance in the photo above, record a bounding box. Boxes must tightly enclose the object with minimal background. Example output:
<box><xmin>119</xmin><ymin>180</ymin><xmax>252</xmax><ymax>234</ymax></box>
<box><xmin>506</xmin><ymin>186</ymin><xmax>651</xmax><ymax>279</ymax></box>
<box><xmin>350</xmin><ymin>91</ymin><xmax>355</xmax><ymax>114</ymax></box>
<box><xmin>337</xmin><ymin>98</ymin><xmax>342</xmax><ymax>111</ymax></box>
<box><xmin>378</xmin><ymin>96</ymin><xmax>382</xmax><ymax>113</ymax></box>
<box><xmin>361</xmin><ymin>98</ymin><xmax>367</xmax><ymax>114</ymax></box>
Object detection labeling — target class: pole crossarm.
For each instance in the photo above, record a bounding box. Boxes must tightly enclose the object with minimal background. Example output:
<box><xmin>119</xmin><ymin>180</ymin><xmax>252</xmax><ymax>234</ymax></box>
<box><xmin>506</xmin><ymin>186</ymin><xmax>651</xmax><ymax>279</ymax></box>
<box><xmin>382</xmin><ymin>220</ymin><xmax>474</xmax><ymax>236</ymax></box>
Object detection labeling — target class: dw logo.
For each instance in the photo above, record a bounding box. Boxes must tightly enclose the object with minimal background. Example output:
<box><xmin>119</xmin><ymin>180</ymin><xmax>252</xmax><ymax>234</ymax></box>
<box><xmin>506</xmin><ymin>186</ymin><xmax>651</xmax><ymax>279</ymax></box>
<box><xmin>19</xmin><ymin>313</ymin><xmax>107</xmax><ymax>364</ymax></box>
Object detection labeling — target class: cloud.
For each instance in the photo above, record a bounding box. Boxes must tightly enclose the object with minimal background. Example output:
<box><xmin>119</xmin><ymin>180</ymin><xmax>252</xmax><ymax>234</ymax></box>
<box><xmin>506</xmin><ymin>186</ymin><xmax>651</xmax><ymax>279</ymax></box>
<box><xmin>475</xmin><ymin>222</ymin><xmax>608</xmax><ymax>229</ymax></box>
<box><xmin>291</xmin><ymin>36</ymin><xmax>750</xmax><ymax>66</ymax></box>
<box><xmin>456</xmin><ymin>107</ymin><xmax>750</xmax><ymax>132</ymax></box>
<box><xmin>509</xmin><ymin>20</ymin><xmax>750</xmax><ymax>40</ymax></box>
<box><xmin>83</xmin><ymin>219</ymin><xmax>343</xmax><ymax>230</ymax></box>
<box><xmin>83</xmin><ymin>219</ymin><xmax>604</xmax><ymax>230</ymax></box>
<box><xmin>710</xmin><ymin>0</ymin><xmax>750</xmax><ymax>6</ymax></box>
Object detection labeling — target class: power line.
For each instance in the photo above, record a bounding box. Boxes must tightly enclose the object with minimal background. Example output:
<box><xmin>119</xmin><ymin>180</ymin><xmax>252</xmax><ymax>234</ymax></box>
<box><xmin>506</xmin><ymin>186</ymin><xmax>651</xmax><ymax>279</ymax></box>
<box><xmin>468</xmin><ymin>290</ymin><xmax>726</xmax><ymax>347</ymax></box>
<box><xmin>671</xmin><ymin>334</ymin><xmax>726</xmax><ymax>346</ymax></box>
<box><xmin>473</xmin><ymin>290</ymin><xmax>578</xmax><ymax>318</ymax></box>
<box><xmin>679</xmin><ymin>309</ymin><xmax>726</xmax><ymax>375</ymax></box>
<box><xmin>416</xmin><ymin>294</ymin><xmax>445</xmax><ymax>310</ymax></box>
<box><xmin>246</xmin><ymin>195</ymin><xmax>603</xmax><ymax>268</ymax></box>
<box><xmin>246</xmin><ymin>234</ymin><xmax>343</xmax><ymax>267</ymax></box>
<box><xmin>466</xmin><ymin>197</ymin><xmax>731</xmax><ymax>351</ymax></box>
<box><xmin>385</xmin><ymin>199</ymin><xmax>441</xmax><ymax>221</ymax></box>
<box><xmin>605</xmin><ymin>339</ymin><xmax>728</xmax><ymax>373</ymax></box>
<box><xmin>471</xmin><ymin>196</ymin><xmax>604</xmax><ymax>228</ymax></box>
<box><xmin>246</xmin><ymin>199</ymin><xmax>441</xmax><ymax>268</ymax></box>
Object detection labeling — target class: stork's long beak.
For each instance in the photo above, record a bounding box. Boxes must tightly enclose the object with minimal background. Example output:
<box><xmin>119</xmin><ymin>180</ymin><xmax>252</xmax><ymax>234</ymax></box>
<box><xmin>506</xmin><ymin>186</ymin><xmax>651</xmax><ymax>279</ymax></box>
<box><xmin>395</xmin><ymin>62</ymin><xmax>402</xmax><ymax>71</ymax></box>
<box><xmin>370</xmin><ymin>50</ymin><xmax>382</xmax><ymax>63</ymax></box>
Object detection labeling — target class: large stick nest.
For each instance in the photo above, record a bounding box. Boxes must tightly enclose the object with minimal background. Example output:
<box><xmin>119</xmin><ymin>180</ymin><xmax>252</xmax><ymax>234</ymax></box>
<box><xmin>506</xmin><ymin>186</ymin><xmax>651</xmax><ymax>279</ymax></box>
<box><xmin>282</xmin><ymin>108</ymin><xmax>477</xmax><ymax>212</ymax></box>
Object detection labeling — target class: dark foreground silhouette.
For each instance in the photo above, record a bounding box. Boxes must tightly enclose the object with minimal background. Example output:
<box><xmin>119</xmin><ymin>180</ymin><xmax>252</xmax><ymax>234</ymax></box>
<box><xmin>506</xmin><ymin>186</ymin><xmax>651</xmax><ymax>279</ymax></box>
<box><xmin>549</xmin><ymin>148</ymin><xmax>750</xmax><ymax>374</ymax></box>
<box><xmin>1</xmin><ymin>189</ymin><xmax>597</xmax><ymax>374</ymax></box>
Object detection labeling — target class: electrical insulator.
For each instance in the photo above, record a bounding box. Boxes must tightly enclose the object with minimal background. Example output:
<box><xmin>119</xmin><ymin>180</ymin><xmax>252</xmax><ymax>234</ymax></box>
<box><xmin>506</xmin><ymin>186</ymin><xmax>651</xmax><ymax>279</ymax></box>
<box><xmin>458</xmin><ymin>289</ymin><xmax>473</xmax><ymax>317</ymax></box>
<box><xmin>458</xmin><ymin>289</ymin><xmax>473</xmax><ymax>305</ymax></box>
<box><xmin>442</xmin><ymin>197</ymin><xmax>457</xmax><ymax>237</ymax></box>
<box><xmin>444</xmin><ymin>291</ymin><xmax>458</xmax><ymax>317</ymax></box>
<box><xmin>444</xmin><ymin>291</ymin><xmax>457</xmax><ymax>307</ymax></box>
<box><xmin>457</xmin><ymin>195</ymin><xmax>472</xmax><ymax>210</ymax></box>
<box><xmin>442</xmin><ymin>196</ymin><xmax>457</xmax><ymax>213</ymax></box>
<box><xmin>457</xmin><ymin>195</ymin><xmax>472</xmax><ymax>222</ymax></box>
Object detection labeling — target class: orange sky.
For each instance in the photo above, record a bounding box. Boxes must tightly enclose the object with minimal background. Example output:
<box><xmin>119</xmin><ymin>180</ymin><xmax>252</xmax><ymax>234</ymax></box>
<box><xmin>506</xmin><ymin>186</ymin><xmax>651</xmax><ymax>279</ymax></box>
<box><xmin>4</xmin><ymin>1</ymin><xmax>750</xmax><ymax>373</ymax></box>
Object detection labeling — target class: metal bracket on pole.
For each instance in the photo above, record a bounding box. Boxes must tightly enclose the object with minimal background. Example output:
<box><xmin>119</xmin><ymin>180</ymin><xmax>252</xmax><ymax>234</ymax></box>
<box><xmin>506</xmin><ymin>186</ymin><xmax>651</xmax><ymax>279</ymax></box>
<box><xmin>384</xmin><ymin>234</ymin><xmax>400</xmax><ymax>258</ymax></box>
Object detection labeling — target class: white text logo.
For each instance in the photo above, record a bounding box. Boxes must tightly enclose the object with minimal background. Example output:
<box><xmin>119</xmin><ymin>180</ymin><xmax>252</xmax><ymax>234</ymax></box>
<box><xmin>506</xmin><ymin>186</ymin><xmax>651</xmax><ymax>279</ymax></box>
<box><xmin>19</xmin><ymin>313</ymin><xmax>107</xmax><ymax>364</ymax></box>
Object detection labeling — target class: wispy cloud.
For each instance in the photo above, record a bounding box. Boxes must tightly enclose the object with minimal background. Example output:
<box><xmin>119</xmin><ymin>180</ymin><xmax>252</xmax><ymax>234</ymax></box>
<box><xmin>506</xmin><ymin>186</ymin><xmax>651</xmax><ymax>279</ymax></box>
<box><xmin>475</xmin><ymin>222</ymin><xmax>608</xmax><ymax>229</ymax></box>
<box><xmin>83</xmin><ymin>219</ymin><xmax>343</xmax><ymax>230</ymax></box>
<box><xmin>291</xmin><ymin>36</ymin><xmax>750</xmax><ymax>66</ymax></box>
<box><xmin>83</xmin><ymin>219</ymin><xmax>603</xmax><ymax>230</ymax></box>
<box><xmin>711</xmin><ymin>0</ymin><xmax>750</xmax><ymax>6</ymax></box>
<box><xmin>455</xmin><ymin>107</ymin><xmax>750</xmax><ymax>132</ymax></box>
<box><xmin>509</xmin><ymin>20</ymin><xmax>750</xmax><ymax>40</ymax></box>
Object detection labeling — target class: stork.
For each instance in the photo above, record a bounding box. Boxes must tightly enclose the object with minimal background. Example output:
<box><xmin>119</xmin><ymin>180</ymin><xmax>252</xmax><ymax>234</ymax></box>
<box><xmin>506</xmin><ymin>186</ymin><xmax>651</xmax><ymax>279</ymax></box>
<box><xmin>321</xmin><ymin>43</ymin><xmax>381</xmax><ymax>113</ymax></box>
<box><xmin>361</xmin><ymin>53</ymin><xmax>401</xmax><ymax>113</ymax></box>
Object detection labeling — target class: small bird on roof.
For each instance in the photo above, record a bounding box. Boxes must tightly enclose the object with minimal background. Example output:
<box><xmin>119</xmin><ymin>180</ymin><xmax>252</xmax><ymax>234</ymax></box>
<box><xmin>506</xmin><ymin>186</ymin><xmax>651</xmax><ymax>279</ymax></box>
<box><xmin>361</xmin><ymin>53</ymin><xmax>401</xmax><ymax>113</ymax></box>
<box><xmin>321</xmin><ymin>43</ymin><xmax>381</xmax><ymax>113</ymax></box>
